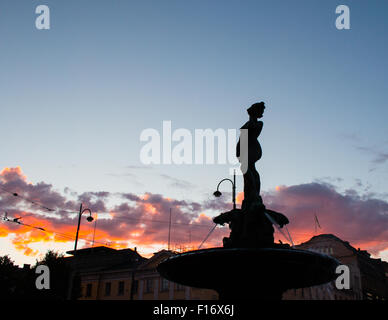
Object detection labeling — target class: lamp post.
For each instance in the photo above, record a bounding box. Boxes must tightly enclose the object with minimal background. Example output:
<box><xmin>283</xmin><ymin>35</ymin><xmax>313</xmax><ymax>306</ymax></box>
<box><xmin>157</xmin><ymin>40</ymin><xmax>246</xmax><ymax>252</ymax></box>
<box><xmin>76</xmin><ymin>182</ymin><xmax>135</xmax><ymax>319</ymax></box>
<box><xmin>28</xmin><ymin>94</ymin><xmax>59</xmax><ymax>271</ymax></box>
<box><xmin>74</xmin><ymin>203</ymin><xmax>94</xmax><ymax>253</ymax></box>
<box><xmin>213</xmin><ymin>170</ymin><xmax>236</xmax><ymax>210</ymax></box>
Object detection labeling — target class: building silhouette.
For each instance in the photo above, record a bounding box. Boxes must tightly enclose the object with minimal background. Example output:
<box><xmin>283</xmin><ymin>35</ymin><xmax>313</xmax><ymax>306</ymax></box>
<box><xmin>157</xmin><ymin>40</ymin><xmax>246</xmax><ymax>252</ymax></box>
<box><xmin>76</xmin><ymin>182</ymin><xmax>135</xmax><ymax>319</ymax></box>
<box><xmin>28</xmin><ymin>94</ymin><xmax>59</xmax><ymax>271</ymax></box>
<box><xmin>62</xmin><ymin>234</ymin><xmax>388</xmax><ymax>300</ymax></box>
<box><xmin>67</xmin><ymin>248</ymin><xmax>217</xmax><ymax>300</ymax></box>
<box><xmin>283</xmin><ymin>234</ymin><xmax>388</xmax><ymax>300</ymax></box>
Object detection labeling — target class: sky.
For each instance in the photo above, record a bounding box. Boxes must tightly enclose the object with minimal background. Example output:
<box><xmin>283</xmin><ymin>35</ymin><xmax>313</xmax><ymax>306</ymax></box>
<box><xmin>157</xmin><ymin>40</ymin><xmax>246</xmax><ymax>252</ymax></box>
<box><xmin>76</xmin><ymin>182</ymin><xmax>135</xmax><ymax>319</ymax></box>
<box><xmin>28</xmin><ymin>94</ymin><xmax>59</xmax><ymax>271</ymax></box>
<box><xmin>0</xmin><ymin>0</ymin><xmax>387</xmax><ymax>266</ymax></box>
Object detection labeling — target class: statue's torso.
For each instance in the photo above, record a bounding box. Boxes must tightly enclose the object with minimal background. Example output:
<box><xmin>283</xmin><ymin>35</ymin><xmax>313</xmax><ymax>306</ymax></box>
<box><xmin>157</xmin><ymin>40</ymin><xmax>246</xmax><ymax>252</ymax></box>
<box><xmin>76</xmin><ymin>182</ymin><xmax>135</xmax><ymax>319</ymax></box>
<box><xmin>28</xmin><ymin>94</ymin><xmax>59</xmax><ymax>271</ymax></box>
<box><xmin>237</xmin><ymin>120</ymin><xmax>263</xmax><ymax>163</ymax></box>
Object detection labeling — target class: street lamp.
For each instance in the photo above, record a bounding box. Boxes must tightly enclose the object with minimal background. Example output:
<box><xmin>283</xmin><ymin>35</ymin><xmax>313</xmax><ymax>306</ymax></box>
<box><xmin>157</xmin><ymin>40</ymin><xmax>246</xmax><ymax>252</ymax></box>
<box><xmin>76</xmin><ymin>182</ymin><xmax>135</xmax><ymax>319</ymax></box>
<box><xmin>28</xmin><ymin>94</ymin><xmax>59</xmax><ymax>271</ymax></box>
<box><xmin>213</xmin><ymin>170</ymin><xmax>236</xmax><ymax>210</ymax></box>
<box><xmin>74</xmin><ymin>203</ymin><xmax>94</xmax><ymax>253</ymax></box>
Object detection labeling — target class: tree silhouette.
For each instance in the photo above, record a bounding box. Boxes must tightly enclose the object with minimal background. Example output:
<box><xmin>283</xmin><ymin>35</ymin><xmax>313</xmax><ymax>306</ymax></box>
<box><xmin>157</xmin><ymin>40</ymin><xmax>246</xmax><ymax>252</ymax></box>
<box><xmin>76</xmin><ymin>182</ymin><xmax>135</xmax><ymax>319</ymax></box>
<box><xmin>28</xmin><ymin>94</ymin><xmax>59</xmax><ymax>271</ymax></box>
<box><xmin>32</xmin><ymin>250</ymin><xmax>79</xmax><ymax>300</ymax></box>
<box><xmin>0</xmin><ymin>251</ymin><xmax>80</xmax><ymax>300</ymax></box>
<box><xmin>0</xmin><ymin>255</ymin><xmax>18</xmax><ymax>298</ymax></box>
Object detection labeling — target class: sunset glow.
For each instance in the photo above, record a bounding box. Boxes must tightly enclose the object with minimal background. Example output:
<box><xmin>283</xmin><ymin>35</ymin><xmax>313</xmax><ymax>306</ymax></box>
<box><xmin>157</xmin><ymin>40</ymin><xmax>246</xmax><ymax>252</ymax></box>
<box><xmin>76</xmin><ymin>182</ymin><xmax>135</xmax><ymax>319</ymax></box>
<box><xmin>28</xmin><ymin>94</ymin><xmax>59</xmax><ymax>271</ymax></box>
<box><xmin>1</xmin><ymin>166</ymin><xmax>387</xmax><ymax>266</ymax></box>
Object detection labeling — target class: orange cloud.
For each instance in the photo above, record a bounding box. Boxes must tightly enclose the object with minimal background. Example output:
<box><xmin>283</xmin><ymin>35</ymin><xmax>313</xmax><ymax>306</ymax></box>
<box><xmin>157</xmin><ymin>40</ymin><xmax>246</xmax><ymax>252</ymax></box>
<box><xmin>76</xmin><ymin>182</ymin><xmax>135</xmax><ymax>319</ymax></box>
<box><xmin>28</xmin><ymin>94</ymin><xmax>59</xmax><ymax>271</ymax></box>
<box><xmin>0</xmin><ymin>166</ymin><xmax>27</xmax><ymax>182</ymax></box>
<box><xmin>1</xmin><ymin>166</ymin><xmax>387</xmax><ymax>262</ymax></box>
<box><xmin>144</xmin><ymin>203</ymin><xmax>157</xmax><ymax>215</ymax></box>
<box><xmin>236</xmin><ymin>191</ymin><xmax>244</xmax><ymax>204</ymax></box>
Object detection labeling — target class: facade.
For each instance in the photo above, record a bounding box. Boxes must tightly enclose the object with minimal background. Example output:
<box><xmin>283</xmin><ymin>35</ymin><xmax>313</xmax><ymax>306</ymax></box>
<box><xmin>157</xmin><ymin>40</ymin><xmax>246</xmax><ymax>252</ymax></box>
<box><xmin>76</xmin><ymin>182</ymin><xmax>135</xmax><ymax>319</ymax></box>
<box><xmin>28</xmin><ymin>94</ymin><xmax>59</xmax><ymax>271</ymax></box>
<box><xmin>71</xmin><ymin>248</ymin><xmax>218</xmax><ymax>300</ymax></box>
<box><xmin>133</xmin><ymin>250</ymin><xmax>218</xmax><ymax>300</ymax></box>
<box><xmin>65</xmin><ymin>246</ymin><xmax>146</xmax><ymax>300</ymax></box>
<box><xmin>69</xmin><ymin>235</ymin><xmax>387</xmax><ymax>300</ymax></box>
<box><xmin>283</xmin><ymin>234</ymin><xmax>388</xmax><ymax>300</ymax></box>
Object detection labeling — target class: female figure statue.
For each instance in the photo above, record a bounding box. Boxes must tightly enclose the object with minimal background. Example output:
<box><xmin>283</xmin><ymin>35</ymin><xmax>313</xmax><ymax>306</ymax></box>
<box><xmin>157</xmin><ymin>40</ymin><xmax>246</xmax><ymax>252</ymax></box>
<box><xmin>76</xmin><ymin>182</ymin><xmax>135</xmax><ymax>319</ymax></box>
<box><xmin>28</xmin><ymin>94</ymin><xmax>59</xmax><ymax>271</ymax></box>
<box><xmin>214</xmin><ymin>101</ymin><xmax>289</xmax><ymax>247</ymax></box>
<box><xmin>236</xmin><ymin>102</ymin><xmax>266</xmax><ymax>209</ymax></box>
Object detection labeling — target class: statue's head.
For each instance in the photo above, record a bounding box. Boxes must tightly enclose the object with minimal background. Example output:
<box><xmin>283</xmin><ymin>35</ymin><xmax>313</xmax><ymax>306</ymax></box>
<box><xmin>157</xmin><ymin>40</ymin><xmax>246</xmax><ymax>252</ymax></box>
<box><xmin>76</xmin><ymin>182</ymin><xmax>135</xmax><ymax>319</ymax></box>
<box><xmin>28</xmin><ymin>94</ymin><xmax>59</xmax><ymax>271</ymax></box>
<box><xmin>247</xmin><ymin>102</ymin><xmax>265</xmax><ymax>119</ymax></box>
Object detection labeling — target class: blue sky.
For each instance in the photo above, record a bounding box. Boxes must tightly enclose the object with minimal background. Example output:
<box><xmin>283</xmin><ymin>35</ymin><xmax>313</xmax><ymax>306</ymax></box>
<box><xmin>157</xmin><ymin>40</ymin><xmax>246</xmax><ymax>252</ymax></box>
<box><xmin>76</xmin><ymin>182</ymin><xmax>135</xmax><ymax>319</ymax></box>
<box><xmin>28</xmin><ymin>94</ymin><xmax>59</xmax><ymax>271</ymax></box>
<box><xmin>0</xmin><ymin>1</ymin><xmax>387</xmax><ymax>264</ymax></box>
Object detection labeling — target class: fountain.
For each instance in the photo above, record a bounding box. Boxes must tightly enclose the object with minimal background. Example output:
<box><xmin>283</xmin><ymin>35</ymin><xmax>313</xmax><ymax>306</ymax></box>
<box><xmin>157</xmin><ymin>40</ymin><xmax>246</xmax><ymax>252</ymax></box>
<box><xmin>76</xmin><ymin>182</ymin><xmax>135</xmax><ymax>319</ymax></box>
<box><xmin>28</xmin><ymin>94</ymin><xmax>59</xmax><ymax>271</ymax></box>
<box><xmin>157</xmin><ymin>102</ymin><xmax>340</xmax><ymax>299</ymax></box>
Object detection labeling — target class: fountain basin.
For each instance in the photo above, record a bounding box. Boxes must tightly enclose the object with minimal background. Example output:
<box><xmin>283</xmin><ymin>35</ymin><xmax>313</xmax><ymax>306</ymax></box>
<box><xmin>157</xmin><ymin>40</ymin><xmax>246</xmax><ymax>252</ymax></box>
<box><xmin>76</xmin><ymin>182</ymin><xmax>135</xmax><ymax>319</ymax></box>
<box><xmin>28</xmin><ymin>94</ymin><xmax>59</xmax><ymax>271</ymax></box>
<box><xmin>157</xmin><ymin>247</ymin><xmax>340</xmax><ymax>300</ymax></box>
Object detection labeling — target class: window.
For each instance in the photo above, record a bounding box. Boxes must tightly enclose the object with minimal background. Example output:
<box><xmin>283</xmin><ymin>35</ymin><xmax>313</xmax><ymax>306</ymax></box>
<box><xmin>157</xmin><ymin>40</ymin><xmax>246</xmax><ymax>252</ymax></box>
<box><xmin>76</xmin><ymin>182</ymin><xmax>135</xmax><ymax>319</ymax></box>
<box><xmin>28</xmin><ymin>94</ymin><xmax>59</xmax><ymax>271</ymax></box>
<box><xmin>160</xmin><ymin>278</ymin><xmax>169</xmax><ymax>292</ymax></box>
<box><xmin>354</xmin><ymin>275</ymin><xmax>360</xmax><ymax>290</ymax></box>
<box><xmin>118</xmin><ymin>281</ymin><xmax>125</xmax><ymax>296</ymax></box>
<box><xmin>176</xmin><ymin>283</ymin><xmax>185</xmax><ymax>291</ymax></box>
<box><xmin>86</xmin><ymin>283</ymin><xmax>92</xmax><ymax>297</ymax></box>
<box><xmin>105</xmin><ymin>282</ymin><xmax>111</xmax><ymax>296</ymax></box>
<box><xmin>132</xmin><ymin>280</ymin><xmax>138</xmax><ymax>294</ymax></box>
<box><xmin>145</xmin><ymin>278</ymin><xmax>154</xmax><ymax>293</ymax></box>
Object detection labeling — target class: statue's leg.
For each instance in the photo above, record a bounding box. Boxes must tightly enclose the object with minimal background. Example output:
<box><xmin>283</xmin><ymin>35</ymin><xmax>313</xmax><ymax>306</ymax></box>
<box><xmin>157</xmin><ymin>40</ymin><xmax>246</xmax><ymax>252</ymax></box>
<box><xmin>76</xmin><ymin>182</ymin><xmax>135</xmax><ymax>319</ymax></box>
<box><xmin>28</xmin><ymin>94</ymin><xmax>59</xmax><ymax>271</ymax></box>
<box><xmin>243</xmin><ymin>169</ymin><xmax>255</xmax><ymax>199</ymax></box>
<box><xmin>249</xmin><ymin>163</ymin><xmax>261</xmax><ymax>197</ymax></box>
<box><xmin>242</xmin><ymin>163</ymin><xmax>262</xmax><ymax>208</ymax></box>
<box><xmin>254</xmin><ymin>166</ymin><xmax>261</xmax><ymax>195</ymax></box>
<box><xmin>243</xmin><ymin>172</ymin><xmax>251</xmax><ymax>203</ymax></box>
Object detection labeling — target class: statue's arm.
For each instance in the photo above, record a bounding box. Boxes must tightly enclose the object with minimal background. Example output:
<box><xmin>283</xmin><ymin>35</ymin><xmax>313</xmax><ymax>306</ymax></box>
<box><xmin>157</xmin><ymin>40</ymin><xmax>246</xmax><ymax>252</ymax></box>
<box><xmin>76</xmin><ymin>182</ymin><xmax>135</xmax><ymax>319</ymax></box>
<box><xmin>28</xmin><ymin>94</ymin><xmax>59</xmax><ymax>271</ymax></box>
<box><xmin>213</xmin><ymin>211</ymin><xmax>231</xmax><ymax>225</ymax></box>
<box><xmin>266</xmin><ymin>209</ymin><xmax>289</xmax><ymax>228</ymax></box>
<box><xmin>257</xmin><ymin>121</ymin><xmax>263</xmax><ymax>136</ymax></box>
<box><xmin>245</xmin><ymin>120</ymin><xmax>263</xmax><ymax>135</ymax></box>
<box><xmin>213</xmin><ymin>210</ymin><xmax>238</xmax><ymax>225</ymax></box>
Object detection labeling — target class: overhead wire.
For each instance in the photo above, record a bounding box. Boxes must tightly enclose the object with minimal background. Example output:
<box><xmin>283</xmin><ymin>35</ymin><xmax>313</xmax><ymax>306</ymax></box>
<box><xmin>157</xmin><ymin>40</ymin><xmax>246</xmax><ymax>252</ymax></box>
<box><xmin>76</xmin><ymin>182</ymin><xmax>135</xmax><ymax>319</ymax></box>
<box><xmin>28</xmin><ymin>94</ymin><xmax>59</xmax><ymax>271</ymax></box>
<box><xmin>0</xmin><ymin>185</ymin><xmax>78</xmax><ymax>214</ymax></box>
<box><xmin>2</xmin><ymin>213</ymin><xmax>115</xmax><ymax>248</ymax></box>
<box><xmin>2</xmin><ymin>184</ymin><xmax>387</xmax><ymax>252</ymax></box>
<box><xmin>0</xmin><ymin>184</ymin><xmax>217</xmax><ymax>228</ymax></box>
<box><xmin>198</xmin><ymin>224</ymin><xmax>217</xmax><ymax>249</ymax></box>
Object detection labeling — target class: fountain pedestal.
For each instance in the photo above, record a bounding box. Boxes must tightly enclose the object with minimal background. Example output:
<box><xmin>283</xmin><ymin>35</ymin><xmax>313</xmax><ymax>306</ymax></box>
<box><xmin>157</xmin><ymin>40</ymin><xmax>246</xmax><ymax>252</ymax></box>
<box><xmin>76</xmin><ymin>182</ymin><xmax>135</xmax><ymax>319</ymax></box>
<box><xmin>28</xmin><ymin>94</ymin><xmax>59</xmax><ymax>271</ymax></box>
<box><xmin>157</xmin><ymin>246</ymin><xmax>340</xmax><ymax>300</ymax></box>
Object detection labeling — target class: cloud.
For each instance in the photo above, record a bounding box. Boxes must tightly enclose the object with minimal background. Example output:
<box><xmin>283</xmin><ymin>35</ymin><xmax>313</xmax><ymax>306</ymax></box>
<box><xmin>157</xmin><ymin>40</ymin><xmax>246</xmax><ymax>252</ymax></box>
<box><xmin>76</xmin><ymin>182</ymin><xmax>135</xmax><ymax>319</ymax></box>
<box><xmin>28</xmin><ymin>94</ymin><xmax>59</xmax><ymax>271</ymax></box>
<box><xmin>126</xmin><ymin>165</ymin><xmax>153</xmax><ymax>170</ymax></box>
<box><xmin>373</xmin><ymin>152</ymin><xmax>388</xmax><ymax>164</ymax></box>
<box><xmin>159</xmin><ymin>174</ymin><xmax>196</xmax><ymax>190</ymax></box>
<box><xmin>356</xmin><ymin>145</ymin><xmax>388</xmax><ymax>166</ymax></box>
<box><xmin>106</xmin><ymin>171</ymin><xmax>145</xmax><ymax>188</ymax></box>
<box><xmin>340</xmin><ymin>135</ymin><xmax>388</xmax><ymax>170</ymax></box>
<box><xmin>263</xmin><ymin>183</ymin><xmax>388</xmax><ymax>255</ymax></box>
<box><xmin>313</xmin><ymin>176</ymin><xmax>343</xmax><ymax>186</ymax></box>
<box><xmin>106</xmin><ymin>173</ymin><xmax>137</xmax><ymax>178</ymax></box>
<box><xmin>0</xmin><ymin>167</ymin><xmax>225</xmax><ymax>257</ymax></box>
<box><xmin>338</xmin><ymin>132</ymin><xmax>361</xmax><ymax>143</ymax></box>
<box><xmin>1</xmin><ymin>167</ymin><xmax>387</xmax><ymax>261</ymax></box>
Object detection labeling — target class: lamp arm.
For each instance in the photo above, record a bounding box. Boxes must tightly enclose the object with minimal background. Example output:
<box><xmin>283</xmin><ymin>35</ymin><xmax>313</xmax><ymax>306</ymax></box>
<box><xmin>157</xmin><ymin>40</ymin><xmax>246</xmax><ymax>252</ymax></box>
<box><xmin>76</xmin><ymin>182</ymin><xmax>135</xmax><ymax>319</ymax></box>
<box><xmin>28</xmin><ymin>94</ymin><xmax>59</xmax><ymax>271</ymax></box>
<box><xmin>81</xmin><ymin>208</ymin><xmax>92</xmax><ymax>215</ymax></box>
<box><xmin>216</xmin><ymin>178</ymin><xmax>236</xmax><ymax>210</ymax></box>
<box><xmin>216</xmin><ymin>178</ymin><xmax>234</xmax><ymax>191</ymax></box>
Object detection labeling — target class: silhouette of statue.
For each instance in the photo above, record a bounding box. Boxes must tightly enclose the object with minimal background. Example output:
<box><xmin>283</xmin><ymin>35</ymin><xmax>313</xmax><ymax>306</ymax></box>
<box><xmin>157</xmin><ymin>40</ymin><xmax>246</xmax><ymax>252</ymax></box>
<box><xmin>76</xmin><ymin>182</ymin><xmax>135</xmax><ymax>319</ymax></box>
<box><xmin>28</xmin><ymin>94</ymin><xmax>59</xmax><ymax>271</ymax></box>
<box><xmin>236</xmin><ymin>102</ymin><xmax>265</xmax><ymax>209</ymax></box>
<box><xmin>213</xmin><ymin>102</ymin><xmax>289</xmax><ymax>248</ymax></box>
<box><xmin>158</xmin><ymin>101</ymin><xmax>341</xmax><ymax>301</ymax></box>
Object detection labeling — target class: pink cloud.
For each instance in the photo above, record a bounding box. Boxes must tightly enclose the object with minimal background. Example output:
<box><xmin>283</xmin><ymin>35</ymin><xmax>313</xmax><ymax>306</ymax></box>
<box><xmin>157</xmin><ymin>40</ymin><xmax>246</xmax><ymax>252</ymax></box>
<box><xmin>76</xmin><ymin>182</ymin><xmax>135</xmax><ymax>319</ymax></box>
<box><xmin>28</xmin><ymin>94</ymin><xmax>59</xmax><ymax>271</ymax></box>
<box><xmin>1</xmin><ymin>167</ymin><xmax>387</xmax><ymax>260</ymax></box>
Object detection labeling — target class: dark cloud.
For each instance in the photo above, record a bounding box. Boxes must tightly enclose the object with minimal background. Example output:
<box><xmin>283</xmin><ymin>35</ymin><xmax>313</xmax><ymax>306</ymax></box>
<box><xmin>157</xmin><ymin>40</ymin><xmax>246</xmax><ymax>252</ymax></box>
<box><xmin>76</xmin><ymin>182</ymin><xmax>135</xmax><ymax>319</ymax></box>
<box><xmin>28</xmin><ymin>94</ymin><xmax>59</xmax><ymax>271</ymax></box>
<box><xmin>263</xmin><ymin>183</ymin><xmax>388</xmax><ymax>255</ymax></box>
<box><xmin>1</xmin><ymin>167</ymin><xmax>387</xmax><ymax>260</ymax></box>
<box><xmin>0</xmin><ymin>167</ymin><xmax>225</xmax><ymax>255</ymax></box>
